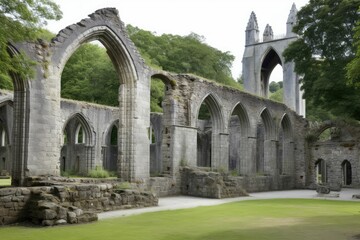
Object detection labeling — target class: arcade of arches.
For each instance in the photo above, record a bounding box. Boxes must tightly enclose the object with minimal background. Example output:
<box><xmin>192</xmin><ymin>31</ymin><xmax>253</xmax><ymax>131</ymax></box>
<box><xmin>0</xmin><ymin>8</ymin><xmax>359</xmax><ymax>197</ymax></box>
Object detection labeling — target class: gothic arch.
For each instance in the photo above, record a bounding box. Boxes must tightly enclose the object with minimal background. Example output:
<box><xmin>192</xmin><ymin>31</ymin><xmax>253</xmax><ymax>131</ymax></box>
<box><xmin>103</xmin><ymin>120</ymin><xmax>119</xmax><ymax>146</ymax></box>
<box><xmin>50</xmin><ymin>8</ymin><xmax>150</xmax><ymax>181</ymax></box>
<box><xmin>196</xmin><ymin>93</ymin><xmax>225</xmax><ymax>132</ymax></box>
<box><xmin>341</xmin><ymin>160</ymin><xmax>352</xmax><ymax>186</ymax></box>
<box><xmin>242</xmin><ymin>6</ymin><xmax>304</xmax><ymax>115</ymax></box>
<box><xmin>228</xmin><ymin>102</ymin><xmax>250</xmax><ymax>172</ymax></box>
<box><xmin>196</xmin><ymin>93</ymin><xmax>225</xmax><ymax>169</ymax></box>
<box><xmin>259</xmin><ymin>108</ymin><xmax>275</xmax><ymax>140</ymax></box>
<box><xmin>260</xmin><ymin>48</ymin><xmax>282</xmax><ymax>98</ymax></box>
<box><xmin>61</xmin><ymin>113</ymin><xmax>95</xmax><ymax>174</ymax></box>
<box><xmin>6</xmin><ymin>44</ymin><xmax>30</xmax><ymax>186</ymax></box>
<box><xmin>308</xmin><ymin>120</ymin><xmax>357</xmax><ymax>143</ymax></box>
<box><xmin>102</xmin><ymin>120</ymin><xmax>119</xmax><ymax>172</ymax></box>
<box><xmin>229</xmin><ymin>102</ymin><xmax>250</xmax><ymax>136</ymax></box>
<box><xmin>256</xmin><ymin>108</ymin><xmax>276</xmax><ymax>174</ymax></box>
<box><xmin>62</xmin><ymin>113</ymin><xmax>94</xmax><ymax>146</ymax></box>
<box><xmin>278</xmin><ymin>114</ymin><xmax>294</xmax><ymax>175</ymax></box>
<box><xmin>51</xmin><ymin>9</ymin><xmax>143</xmax><ymax>86</ymax></box>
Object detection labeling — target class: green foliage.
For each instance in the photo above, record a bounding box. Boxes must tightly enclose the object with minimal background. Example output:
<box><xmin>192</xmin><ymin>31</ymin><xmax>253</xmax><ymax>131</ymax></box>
<box><xmin>269</xmin><ymin>81</ymin><xmax>282</xmax><ymax>93</ymax></box>
<box><xmin>0</xmin><ymin>0</ymin><xmax>62</xmax><ymax>81</ymax></box>
<box><xmin>269</xmin><ymin>81</ymin><xmax>283</xmax><ymax>103</ymax></box>
<box><xmin>127</xmin><ymin>25</ymin><xmax>242</xmax><ymax>90</ymax></box>
<box><xmin>61</xmin><ymin>43</ymin><xmax>119</xmax><ymax>106</ymax></box>
<box><xmin>306</xmin><ymin>99</ymin><xmax>335</xmax><ymax>122</ymax></box>
<box><xmin>0</xmin><ymin>73</ymin><xmax>13</xmax><ymax>90</ymax></box>
<box><xmin>283</xmin><ymin>0</ymin><xmax>360</xmax><ymax>120</ymax></box>
<box><xmin>114</xmin><ymin>182</ymin><xmax>132</xmax><ymax>190</ymax></box>
<box><xmin>60</xmin><ymin>26</ymin><xmax>243</xmax><ymax>107</ymax></box>
<box><xmin>198</xmin><ymin>103</ymin><xmax>211</xmax><ymax>120</ymax></box>
<box><xmin>87</xmin><ymin>166</ymin><xmax>113</xmax><ymax>178</ymax></box>
<box><xmin>0</xmin><ymin>178</ymin><xmax>11</xmax><ymax>186</ymax></box>
<box><xmin>346</xmin><ymin>7</ymin><xmax>360</xmax><ymax>87</ymax></box>
<box><xmin>269</xmin><ymin>88</ymin><xmax>283</xmax><ymax>103</ymax></box>
<box><xmin>60</xmin><ymin>170</ymin><xmax>78</xmax><ymax>178</ymax></box>
<box><xmin>150</xmin><ymin>78</ymin><xmax>165</xmax><ymax>112</ymax></box>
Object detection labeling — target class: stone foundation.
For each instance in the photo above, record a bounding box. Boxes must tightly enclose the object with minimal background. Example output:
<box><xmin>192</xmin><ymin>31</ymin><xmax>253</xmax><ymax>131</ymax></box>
<box><xmin>180</xmin><ymin>167</ymin><xmax>248</xmax><ymax>198</ymax></box>
<box><xmin>0</xmin><ymin>183</ymin><xmax>158</xmax><ymax>226</ymax></box>
<box><xmin>180</xmin><ymin>167</ymin><xmax>297</xmax><ymax>198</ymax></box>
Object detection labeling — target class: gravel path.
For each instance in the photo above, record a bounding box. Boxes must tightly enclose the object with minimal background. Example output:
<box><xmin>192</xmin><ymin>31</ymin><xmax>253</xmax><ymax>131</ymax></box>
<box><xmin>98</xmin><ymin>188</ymin><xmax>359</xmax><ymax>220</ymax></box>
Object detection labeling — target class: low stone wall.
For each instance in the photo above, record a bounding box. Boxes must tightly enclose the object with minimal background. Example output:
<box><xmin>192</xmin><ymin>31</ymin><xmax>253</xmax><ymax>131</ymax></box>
<box><xmin>0</xmin><ymin>184</ymin><xmax>158</xmax><ymax>226</ymax></box>
<box><xmin>180</xmin><ymin>167</ymin><xmax>296</xmax><ymax>198</ymax></box>
<box><xmin>147</xmin><ymin>176</ymin><xmax>180</xmax><ymax>197</ymax></box>
<box><xmin>180</xmin><ymin>167</ymin><xmax>248</xmax><ymax>198</ymax></box>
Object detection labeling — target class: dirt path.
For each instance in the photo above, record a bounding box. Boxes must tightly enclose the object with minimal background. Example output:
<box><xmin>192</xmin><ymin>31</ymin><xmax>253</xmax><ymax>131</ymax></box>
<box><xmin>98</xmin><ymin>188</ymin><xmax>359</xmax><ymax>220</ymax></box>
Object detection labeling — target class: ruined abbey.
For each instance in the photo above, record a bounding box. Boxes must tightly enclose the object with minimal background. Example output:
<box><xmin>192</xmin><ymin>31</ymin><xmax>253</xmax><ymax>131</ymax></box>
<box><xmin>0</xmin><ymin>4</ymin><xmax>359</xmax><ymax>219</ymax></box>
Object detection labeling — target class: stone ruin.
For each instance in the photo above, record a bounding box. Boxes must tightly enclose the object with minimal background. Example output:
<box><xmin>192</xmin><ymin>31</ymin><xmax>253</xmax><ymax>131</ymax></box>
<box><xmin>0</xmin><ymin>5</ymin><xmax>359</xmax><ymax>226</ymax></box>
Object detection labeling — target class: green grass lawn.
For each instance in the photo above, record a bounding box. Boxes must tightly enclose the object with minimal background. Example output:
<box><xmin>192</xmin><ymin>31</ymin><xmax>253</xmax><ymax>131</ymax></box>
<box><xmin>1</xmin><ymin>199</ymin><xmax>360</xmax><ymax>240</ymax></box>
<box><xmin>0</xmin><ymin>178</ymin><xmax>11</xmax><ymax>186</ymax></box>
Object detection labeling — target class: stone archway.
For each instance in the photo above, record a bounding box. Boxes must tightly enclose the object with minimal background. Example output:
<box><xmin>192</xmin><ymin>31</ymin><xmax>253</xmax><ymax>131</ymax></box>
<box><xmin>341</xmin><ymin>160</ymin><xmax>352</xmax><ymax>186</ymax></box>
<box><xmin>242</xmin><ymin>4</ymin><xmax>305</xmax><ymax>116</ymax></box>
<box><xmin>228</xmin><ymin>102</ymin><xmax>250</xmax><ymax>174</ymax></box>
<box><xmin>256</xmin><ymin>108</ymin><xmax>276</xmax><ymax>175</ymax></box>
<box><xmin>279</xmin><ymin>114</ymin><xmax>294</xmax><ymax>175</ymax></box>
<box><xmin>196</xmin><ymin>93</ymin><xmax>225</xmax><ymax>170</ymax></box>
<box><xmin>61</xmin><ymin>113</ymin><xmax>94</xmax><ymax>175</ymax></box>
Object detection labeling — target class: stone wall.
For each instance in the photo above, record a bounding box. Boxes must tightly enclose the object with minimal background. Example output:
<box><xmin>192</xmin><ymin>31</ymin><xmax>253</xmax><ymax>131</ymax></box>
<box><xmin>180</xmin><ymin>167</ymin><xmax>296</xmax><ymax>198</ymax></box>
<box><xmin>180</xmin><ymin>167</ymin><xmax>248</xmax><ymax>198</ymax></box>
<box><xmin>0</xmin><ymin>184</ymin><xmax>157</xmax><ymax>226</ymax></box>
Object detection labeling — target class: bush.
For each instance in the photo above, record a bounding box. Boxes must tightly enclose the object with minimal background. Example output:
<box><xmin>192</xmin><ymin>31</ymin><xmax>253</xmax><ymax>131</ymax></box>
<box><xmin>87</xmin><ymin>166</ymin><xmax>111</xmax><ymax>178</ymax></box>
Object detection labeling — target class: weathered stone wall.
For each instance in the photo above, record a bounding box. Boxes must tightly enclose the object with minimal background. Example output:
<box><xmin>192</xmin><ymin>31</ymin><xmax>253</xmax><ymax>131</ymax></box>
<box><xmin>180</xmin><ymin>167</ymin><xmax>295</xmax><ymax>198</ymax></box>
<box><xmin>0</xmin><ymin>99</ymin><xmax>13</xmax><ymax>175</ymax></box>
<box><xmin>60</xmin><ymin>99</ymin><xmax>119</xmax><ymax>174</ymax></box>
<box><xmin>0</xmin><ymin>184</ymin><xmax>157</xmax><ymax>226</ymax></box>
<box><xmin>306</xmin><ymin>121</ymin><xmax>360</xmax><ymax>190</ymax></box>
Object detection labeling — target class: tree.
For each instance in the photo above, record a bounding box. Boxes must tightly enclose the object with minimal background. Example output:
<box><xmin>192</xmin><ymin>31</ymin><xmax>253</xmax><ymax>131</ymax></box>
<box><xmin>61</xmin><ymin>43</ymin><xmax>119</xmax><ymax>106</ymax></box>
<box><xmin>269</xmin><ymin>81</ymin><xmax>281</xmax><ymax>93</ymax></box>
<box><xmin>127</xmin><ymin>25</ymin><xmax>242</xmax><ymax>90</ymax></box>
<box><xmin>0</xmin><ymin>0</ymin><xmax>62</xmax><ymax>82</ymax></box>
<box><xmin>283</xmin><ymin>0</ymin><xmax>360</xmax><ymax>120</ymax></box>
<box><xmin>346</xmin><ymin>8</ymin><xmax>360</xmax><ymax>87</ymax></box>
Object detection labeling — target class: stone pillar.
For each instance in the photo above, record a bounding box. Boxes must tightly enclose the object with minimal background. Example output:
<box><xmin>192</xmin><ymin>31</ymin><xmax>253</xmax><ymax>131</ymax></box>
<box><xmin>282</xmin><ymin>141</ymin><xmax>295</xmax><ymax>175</ymax></box>
<box><xmin>264</xmin><ymin>140</ymin><xmax>277</xmax><ymax>176</ymax></box>
<box><xmin>171</xmin><ymin>126</ymin><xmax>197</xmax><ymax>175</ymax></box>
<box><xmin>211</xmin><ymin>132</ymin><xmax>229</xmax><ymax>171</ymax></box>
<box><xmin>239</xmin><ymin>136</ymin><xmax>254</xmax><ymax>175</ymax></box>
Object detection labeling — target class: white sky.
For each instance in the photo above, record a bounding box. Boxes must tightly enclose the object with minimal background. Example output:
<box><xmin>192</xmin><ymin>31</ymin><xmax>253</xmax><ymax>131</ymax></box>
<box><xmin>46</xmin><ymin>0</ymin><xmax>309</xmax><ymax>81</ymax></box>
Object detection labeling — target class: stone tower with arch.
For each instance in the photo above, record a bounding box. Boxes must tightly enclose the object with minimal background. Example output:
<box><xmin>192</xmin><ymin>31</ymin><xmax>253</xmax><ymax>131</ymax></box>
<box><xmin>242</xmin><ymin>3</ymin><xmax>305</xmax><ymax>116</ymax></box>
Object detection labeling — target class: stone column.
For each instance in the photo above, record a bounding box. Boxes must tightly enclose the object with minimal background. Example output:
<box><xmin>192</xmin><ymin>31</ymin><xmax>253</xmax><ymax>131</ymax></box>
<box><xmin>264</xmin><ymin>140</ymin><xmax>277</xmax><ymax>176</ymax></box>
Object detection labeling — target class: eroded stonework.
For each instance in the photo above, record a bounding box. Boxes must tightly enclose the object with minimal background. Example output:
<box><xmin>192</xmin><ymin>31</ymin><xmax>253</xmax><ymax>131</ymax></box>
<box><xmin>1</xmin><ymin>6</ymin><xmax>358</xmax><ymax>226</ymax></box>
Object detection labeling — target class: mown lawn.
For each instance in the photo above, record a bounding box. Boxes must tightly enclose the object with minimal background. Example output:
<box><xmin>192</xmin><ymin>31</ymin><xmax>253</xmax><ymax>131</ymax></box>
<box><xmin>1</xmin><ymin>199</ymin><xmax>360</xmax><ymax>240</ymax></box>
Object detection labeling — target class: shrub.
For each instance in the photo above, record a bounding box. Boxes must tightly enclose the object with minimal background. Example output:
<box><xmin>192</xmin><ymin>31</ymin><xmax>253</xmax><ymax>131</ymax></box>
<box><xmin>87</xmin><ymin>166</ymin><xmax>111</xmax><ymax>178</ymax></box>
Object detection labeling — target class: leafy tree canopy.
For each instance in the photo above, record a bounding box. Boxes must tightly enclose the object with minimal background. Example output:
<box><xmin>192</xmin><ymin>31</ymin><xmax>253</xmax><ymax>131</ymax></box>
<box><xmin>347</xmin><ymin>7</ymin><xmax>360</xmax><ymax>87</ymax></box>
<box><xmin>283</xmin><ymin>0</ymin><xmax>360</xmax><ymax>120</ymax></box>
<box><xmin>127</xmin><ymin>25</ymin><xmax>242</xmax><ymax>90</ymax></box>
<box><xmin>0</xmin><ymin>0</ymin><xmax>62</xmax><ymax>82</ymax></box>
<box><xmin>61</xmin><ymin>43</ymin><xmax>119</xmax><ymax>106</ymax></box>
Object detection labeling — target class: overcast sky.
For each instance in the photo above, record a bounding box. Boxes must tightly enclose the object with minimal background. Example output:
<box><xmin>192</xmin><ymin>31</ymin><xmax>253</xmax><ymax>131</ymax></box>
<box><xmin>47</xmin><ymin>0</ymin><xmax>309</xmax><ymax>80</ymax></box>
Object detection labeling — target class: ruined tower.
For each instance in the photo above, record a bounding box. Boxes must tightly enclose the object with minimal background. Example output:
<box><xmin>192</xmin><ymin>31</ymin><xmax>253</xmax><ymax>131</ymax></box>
<box><xmin>242</xmin><ymin>4</ymin><xmax>305</xmax><ymax>116</ymax></box>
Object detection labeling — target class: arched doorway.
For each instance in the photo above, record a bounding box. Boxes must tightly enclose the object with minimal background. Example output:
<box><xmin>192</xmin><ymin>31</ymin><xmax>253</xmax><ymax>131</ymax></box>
<box><xmin>315</xmin><ymin>159</ymin><xmax>326</xmax><ymax>184</ymax></box>
<box><xmin>342</xmin><ymin>160</ymin><xmax>352</xmax><ymax>186</ymax></box>
<box><xmin>61</xmin><ymin>113</ymin><xmax>94</xmax><ymax>175</ymax></box>
<box><xmin>256</xmin><ymin>108</ymin><xmax>274</xmax><ymax>175</ymax></box>
<box><xmin>228</xmin><ymin>103</ymin><xmax>250</xmax><ymax>173</ymax></box>
<box><xmin>278</xmin><ymin>114</ymin><xmax>294</xmax><ymax>175</ymax></box>
<box><xmin>260</xmin><ymin>49</ymin><xmax>282</xmax><ymax>98</ymax></box>
<box><xmin>196</xmin><ymin>94</ymin><xmax>224</xmax><ymax>169</ymax></box>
